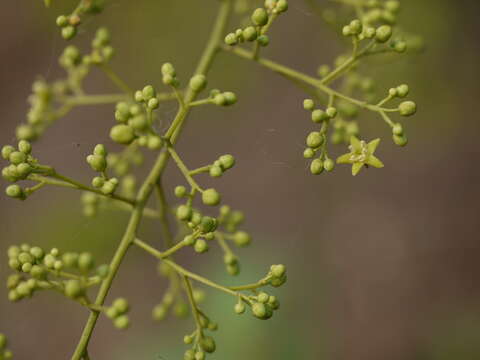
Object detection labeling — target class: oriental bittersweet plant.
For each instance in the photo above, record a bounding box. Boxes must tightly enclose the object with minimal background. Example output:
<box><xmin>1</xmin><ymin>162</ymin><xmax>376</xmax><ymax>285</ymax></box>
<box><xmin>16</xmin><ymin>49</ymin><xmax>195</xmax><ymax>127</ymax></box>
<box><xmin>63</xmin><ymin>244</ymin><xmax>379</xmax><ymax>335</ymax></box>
<box><xmin>1</xmin><ymin>0</ymin><xmax>421</xmax><ymax>359</ymax></box>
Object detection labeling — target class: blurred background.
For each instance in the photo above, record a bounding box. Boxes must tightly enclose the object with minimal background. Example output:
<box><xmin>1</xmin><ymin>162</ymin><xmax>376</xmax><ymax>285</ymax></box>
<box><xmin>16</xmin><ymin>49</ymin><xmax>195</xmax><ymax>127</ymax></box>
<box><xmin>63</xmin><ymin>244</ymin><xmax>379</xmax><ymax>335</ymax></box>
<box><xmin>1</xmin><ymin>0</ymin><xmax>480</xmax><ymax>359</ymax></box>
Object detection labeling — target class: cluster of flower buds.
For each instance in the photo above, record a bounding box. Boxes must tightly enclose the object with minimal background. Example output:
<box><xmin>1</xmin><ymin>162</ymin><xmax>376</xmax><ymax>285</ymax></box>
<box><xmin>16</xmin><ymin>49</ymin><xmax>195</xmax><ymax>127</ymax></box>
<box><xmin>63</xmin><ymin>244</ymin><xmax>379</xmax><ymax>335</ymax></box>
<box><xmin>87</xmin><ymin>144</ymin><xmax>119</xmax><ymax>195</ymax></box>
<box><xmin>83</xmin><ymin>28</ymin><xmax>114</xmax><ymax>65</ymax></box>
<box><xmin>233</xmin><ymin>264</ymin><xmax>286</xmax><ymax>321</ymax></box>
<box><xmin>361</xmin><ymin>0</ymin><xmax>401</xmax><ymax>26</ymax></box>
<box><xmin>0</xmin><ymin>334</ymin><xmax>13</xmax><ymax>359</ymax></box>
<box><xmin>111</xmin><ymin>86</ymin><xmax>163</xmax><ymax>148</ymax></box>
<box><xmin>301</xmin><ymin>99</ymin><xmax>337</xmax><ymax>175</ymax></box>
<box><xmin>208</xmin><ymin>154</ymin><xmax>235</xmax><ymax>178</ymax></box>
<box><xmin>105</xmin><ymin>298</ymin><xmax>131</xmax><ymax>330</ymax></box>
<box><xmin>7</xmin><ymin>244</ymin><xmax>108</xmax><ymax>303</ymax></box>
<box><xmin>183</xmin><ymin>315</ymin><xmax>218</xmax><ymax>360</ymax></box>
<box><xmin>161</xmin><ymin>62</ymin><xmax>179</xmax><ymax>87</ymax></box>
<box><xmin>225</xmin><ymin>0</ymin><xmax>288</xmax><ymax>48</ymax></box>
<box><xmin>208</xmin><ymin>89</ymin><xmax>237</xmax><ymax>107</ymax></box>
<box><xmin>55</xmin><ymin>0</ymin><xmax>105</xmax><ymax>40</ymax></box>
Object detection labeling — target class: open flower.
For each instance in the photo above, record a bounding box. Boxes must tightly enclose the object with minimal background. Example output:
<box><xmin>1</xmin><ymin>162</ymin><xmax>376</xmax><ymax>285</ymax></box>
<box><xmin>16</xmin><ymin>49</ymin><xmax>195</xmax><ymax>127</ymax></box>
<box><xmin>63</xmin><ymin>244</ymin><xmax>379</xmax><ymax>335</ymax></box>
<box><xmin>336</xmin><ymin>136</ymin><xmax>384</xmax><ymax>176</ymax></box>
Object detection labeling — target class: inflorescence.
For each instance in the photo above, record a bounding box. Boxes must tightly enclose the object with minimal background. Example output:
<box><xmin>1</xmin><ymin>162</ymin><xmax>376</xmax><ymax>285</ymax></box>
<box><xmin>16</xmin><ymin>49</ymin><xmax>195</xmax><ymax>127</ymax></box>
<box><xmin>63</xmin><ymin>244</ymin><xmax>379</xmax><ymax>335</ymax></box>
<box><xmin>2</xmin><ymin>0</ymin><xmax>421</xmax><ymax>359</ymax></box>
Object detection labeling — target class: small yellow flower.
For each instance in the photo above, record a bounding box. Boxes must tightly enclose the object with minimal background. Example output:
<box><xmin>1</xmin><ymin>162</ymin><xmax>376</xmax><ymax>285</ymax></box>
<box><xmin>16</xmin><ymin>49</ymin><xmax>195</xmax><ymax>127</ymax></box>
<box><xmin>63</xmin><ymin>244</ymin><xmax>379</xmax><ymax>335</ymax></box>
<box><xmin>336</xmin><ymin>136</ymin><xmax>384</xmax><ymax>176</ymax></box>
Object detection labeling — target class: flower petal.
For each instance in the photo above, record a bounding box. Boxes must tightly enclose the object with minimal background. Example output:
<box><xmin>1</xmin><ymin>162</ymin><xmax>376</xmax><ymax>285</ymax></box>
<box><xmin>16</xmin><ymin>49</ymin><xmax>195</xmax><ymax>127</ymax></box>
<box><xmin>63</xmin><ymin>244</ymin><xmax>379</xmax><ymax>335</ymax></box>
<box><xmin>337</xmin><ymin>153</ymin><xmax>353</xmax><ymax>164</ymax></box>
<box><xmin>350</xmin><ymin>136</ymin><xmax>361</xmax><ymax>152</ymax></box>
<box><xmin>367</xmin><ymin>138</ymin><xmax>381</xmax><ymax>154</ymax></box>
<box><xmin>352</xmin><ymin>162</ymin><xmax>364</xmax><ymax>176</ymax></box>
<box><xmin>367</xmin><ymin>155</ymin><xmax>384</xmax><ymax>168</ymax></box>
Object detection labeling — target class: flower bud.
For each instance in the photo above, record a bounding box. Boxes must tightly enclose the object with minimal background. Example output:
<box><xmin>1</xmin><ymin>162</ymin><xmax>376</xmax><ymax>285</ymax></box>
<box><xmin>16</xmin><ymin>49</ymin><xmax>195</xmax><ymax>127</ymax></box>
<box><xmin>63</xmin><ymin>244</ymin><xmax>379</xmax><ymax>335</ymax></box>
<box><xmin>398</xmin><ymin>101</ymin><xmax>417</xmax><ymax>116</ymax></box>
<box><xmin>110</xmin><ymin>124</ymin><xmax>135</xmax><ymax>144</ymax></box>
<box><xmin>202</xmin><ymin>188</ymin><xmax>221</xmax><ymax>206</ymax></box>
<box><xmin>252</xmin><ymin>8</ymin><xmax>269</xmax><ymax>26</ymax></box>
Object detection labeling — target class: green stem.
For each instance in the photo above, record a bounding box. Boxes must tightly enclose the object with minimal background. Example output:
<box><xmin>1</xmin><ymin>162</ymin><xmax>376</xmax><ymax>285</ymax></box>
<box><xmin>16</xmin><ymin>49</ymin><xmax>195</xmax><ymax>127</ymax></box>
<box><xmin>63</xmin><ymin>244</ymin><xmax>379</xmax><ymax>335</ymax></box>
<box><xmin>223</xmin><ymin>46</ymin><xmax>398</xmax><ymax>114</ymax></box>
<box><xmin>167</xmin><ymin>145</ymin><xmax>204</xmax><ymax>192</ymax></box>
<box><xmin>189</xmin><ymin>165</ymin><xmax>211</xmax><ymax>176</ymax></box>
<box><xmin>70</xmin><ymin>2</ymin><xmax>232</xmax><ymax>358</ymax></box>
<box><xmin>154</xmin><ymin>181</ymin><xmax>175</xmax><ymax>248</ymax></box>
<box><xmin>99</xmin><ymin>64</ymin><xmax>133</xmax><ymax>94</ymax></box>
<box><xmin>28</xmin><ymin>174</ymin><xmax>134</xmax><ymax>206</ymax></box>
<box><xmin>133</xmin><ymin>238</ymin><xmax>187</xmax><ymax>259</ymax></box>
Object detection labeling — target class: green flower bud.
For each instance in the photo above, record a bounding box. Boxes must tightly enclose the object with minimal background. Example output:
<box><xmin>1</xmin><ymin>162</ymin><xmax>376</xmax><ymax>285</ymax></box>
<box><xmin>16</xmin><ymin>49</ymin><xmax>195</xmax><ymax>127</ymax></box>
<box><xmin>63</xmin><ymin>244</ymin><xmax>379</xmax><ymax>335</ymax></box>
<box><xmin>174</xmin><ymin>185</ymin><xmax>187</xmax><ymax>198</ymax></box>
<box><xmin>16</xmin><ymin>124</ymin><xmax>36</xmax><ymax>141</ymax></box>
<box><xmin>101</xmin><ymin>179</ymin><xmax>118</xmax><ymax>195</ymax></box>
<box><xmin>183</xmin><ymin>335</ymin><xmax>193</xmax><ymax>344</ymax></box>
<box><xmin>114</xmin><ymin>315</ymin><xmax>130</xmax><ymax>329</ymax></box>
<box><xmin>225</xmin><ymin>33</ymin><xmax>238</xmax><ymax>46</ymax></box>
<box><xmin>189</xmin><ymin>75</ymin><xmax>207</xmax><ymax>92</ymax></box>
<box><xmin>134</xmin><ymin>91</ymin><xmax>144</xmax><ymax>102</ymax></box>
<box><xmin>398</xmin><ymin>101</ymin><xmax>417</xmax><ymax>116</ymax></box>
<box><xmin>303</xmin><ymin>148</ymin><xmax>315</xmax><ymax>159</ymax></box>
<box><xmin>252</xmin><ymin>302</ymin><xmax>273</xmax><ymax>320</ymax></box>
<box><xmin>56</xmin><ymin>15</ymin><xmax>69</xmax><ymax>27</ymax></box>
<box><xmin>194</xmin><ymin>239</ymin><xmax>209</xmax><ymax>253</ymax></box>
<box><xmin>326</xmin><ymin>107</ymin><xmax>338</xmax><ymax>118</ymax></box>
<box><xmin>9</xmin><ymin>151</ymin><xmax>26</xmax><ymax>165</ymax></box>
<box><xmin>223</xmin><ymin>92</ymin><xmax>237</xmax><ymax>105</ymax></box>
<box><xmin>65</xmin><ymin>279</ymin><xmax>85</xmax><ymax>299</ymax></box>
<box><xmin>257</xmin><ymin>292</ymin><xmax>269</xmax><ymax>303</ymax></box>
<box><xmin>324</xmin><ymin>158</ymin><xmax>335</xmax><ymax>172</ymax></box>
<box><xmin>87</xmin><ymin>154</ymin><xmax>107</xmax><ymax>172</ymax></box>
<box><xmin>147</xmin><ymin>98</ymin><xmax>159</xmax><ymax>109</ymax></box>
<box><xmin>310</xmin><ymin>159</ymin><xmax>324</xmax><ymax>175</ymax></box>
<box><xmin>257</xmin><ymin>35</ymin><xmax>270</xmax><ymax>47</ymax></box>
<box><xmin>349</xmin><ymin>19</ymin><xmax>363</xmax><ymax>35</ymax></box>
<box><xmin>342</xmin><ymin>25</ymin><xmax>352</xmax><ymax>37</ymax></box>
<box><xmin>92</xmin><ymin>176</ymin><xmax>104</xmax><ymax>188</ymax></box>
<box><xmin>233</xmin><ymin>231</ymin><xmax>251</xmax><ymax>247</ymax></box>
<box><xmin>183</xmin><ymin>235</ymin><xmax>195</xmax><ymax>246</ymax></box>
<box><xmin>61</xmin><ymin>26</ymin><xmax>77</xmax><ymax>40</ymax></box>
<box><xmin>18</xmin><ymin>140</ymin><xmax>32</xmax><ymax>154</ymax></box>
<box><xmin>199</xmin><ymin>216</ymin><xmax>217</xmax><ymax>233</ymax></box>
<box><xmin>7</xmin><ymin>274</ymin><xmax>21</xmax><ymax>289</ymax></box>
<box><xmin>195</xmin><ymin>351</ymin><xmax>205</xmax><ymax>360</ymax></box>
<box><xmin>276</xmin><ymin>0</ymin><xmax>289</xmax><ymax>13</ymax></box>
<box><xmin>393</xmin><ymin>40</ymin><xmax>407</xmax><ymax>53</ymax></box>
<box><xmin>78</xmin><ymin>252</ymin><xmax>94</xmax><ymax>272</ymax></box>
<box><xmin>113</xmin><ymin>297</ymin><xmax>129</xmax><ymax>314</ymax></box>
<box><xmin>106</xmin><ymin>307</ymin><xmax>119</xmax><ymax>319</ymax></box>
<box><xmin>110</xmin><ymin>124</ymin><xmax>135</xmax><ymax>144</ymax></box>
<box><xmin>306</xmin><ymin>132</ymin><xmax>323</xmax><ymax>148</ymax></box>
<box><xmin>268</xmin><ymin>295</ymin><xmax>280</xmax><ymax>310</ymax></box>
<box><xmin>6</xmin><ymin>184</ymin><xmax>24</xmax><ymax>199</ymax></box>
<box><xmin>392</xmin><ymin>123</ymin><xmax>403</xmax><ymax>136</ymax></box>
<box><xmin>271</xmin><ymin>264</ymin><xmax>286</xmax><ymax>278</ymax></box>
<box><xmin>174</xmin><ymin>302</ymin><xmax>189</xmax><ymax>317</ymax></box>
<box><xmin>393</xmin><ymin>134</ymin><xmax>408</xmax><ymax>147</ymax></box>
<box><xmin>130</xmin><ymin>115</ymin><xmax>148</xmax><ymax>131</ymax></box>
<box><xmin>219</xmin><ymin>154</ymin><xmax>235</xmax><ymax>169</ymax></box>
<box><xmin>303</xmin><ymin>99</ymin><xmax>315</xmax><ymax>111</ymax></box>
<box><xmin>234</xmin><ymin>302</ymin><xmax>246</xmax><ymax>314</ymax></box>
<box><xmin>176</xmin><ymin>205</ymin><xmax>193</xmax><ymax>221</ymax></box>
<box><xmin>161</xmin><ymin>62</ymin><xmax>176</xmax><ymax>76</ymax></box>
<box><xmin>243</xmin><ymin>26</ymin><xmax>258</xmax><ymax>41</ymax></box>
<box><xmin>62</xmin><ymin>252</ymin><xmax>79</xmax><ymax>268</ymax></box>
<box><xmin>16</xmin><ymin>163</ymin><xmax>32</xmax><ymax>178</ymax></box>
<box><xmin>142</xmin><ymin>85</ymin><xmax>156</xmax><ymax>100</ymax></box>
<box><xmin>209</xmin><ymin>165</ymin><xmax>223</xmax><ymax>178</ymax></box>
<box><xmin>252</xmin><ymin>8</ymin><xmax>269</xmax><ymax>26</ymax></box>
<box><xmin>396</xmin><ymin>84</ymin><xmax>409</xmax><ymax>98</ymax></box>
<box><xmin>202</xmin><ymin>188</ymin><xmax>221</xmax><ymax>206</ymax></box>
<box><xmin>21</xmin><ymin>262</ymin><xmax>32</xmax><ymax>273</ymax></box>
<box><xmin>375</xmin><ymin>25</ymin><xmax>392</xmax><ymax>43</ymax></box>
<box><xmin>152</xmin><ymin>304</ymin><xmax>167</xmax><ymax>321</ymax></box>
<box><xmin>147</xmin><ymin>135</ymin><xmax>163</xmax><ymax>150</ymax></box>
<box><xmin>213</xmin><ymin>94</ymin><xmax>227</xmax><ymax>106</ymax></box>
<box><xmin>1</xmin><ymin>145</ymin><xmax>15</xmax><ymax>160</ymax></box>
<box><xmin>311</xmin><ymin>109</ymin><xmax>329</xmax><ymax>123</ymax></box>
<box><xmin>184</xmin><ymin>350</ymin><xmax>195</xmax><ymax>360</ymax></box>
<box><xmin>200</xmin><ymin>336</ymin><xmax>216</xmax><ymax>353</ymax></box>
